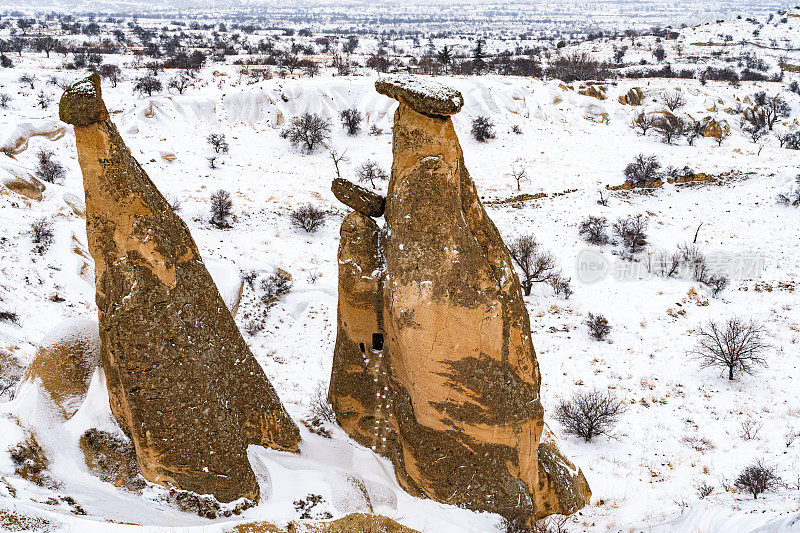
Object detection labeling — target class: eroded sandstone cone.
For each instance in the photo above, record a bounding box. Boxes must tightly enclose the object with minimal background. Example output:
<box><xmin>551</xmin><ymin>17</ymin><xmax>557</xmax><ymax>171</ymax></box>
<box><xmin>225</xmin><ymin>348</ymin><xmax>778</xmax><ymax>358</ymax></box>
<box><xmin>59</xmin><ymin>73</ymin><xmax>300</xmax><ymax>503</ymax></box>
<box><xmin>331</xmin><ymin>75</ymin><xmax>590</xmax><ymax>520</ymax></box>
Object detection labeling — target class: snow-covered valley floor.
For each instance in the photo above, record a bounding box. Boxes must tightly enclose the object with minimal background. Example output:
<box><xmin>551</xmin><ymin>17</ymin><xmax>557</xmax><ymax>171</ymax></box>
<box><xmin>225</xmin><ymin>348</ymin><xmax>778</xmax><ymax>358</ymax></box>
<box><xmin>1</xmin><ymin>65</ymin><xmax>800</xmax><ymax>532</ymax></box>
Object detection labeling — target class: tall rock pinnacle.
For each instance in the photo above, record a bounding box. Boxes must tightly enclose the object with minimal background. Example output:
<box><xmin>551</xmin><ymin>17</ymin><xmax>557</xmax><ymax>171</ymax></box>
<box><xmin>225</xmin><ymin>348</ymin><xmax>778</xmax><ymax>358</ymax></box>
<box><xmin>330</xmin><ymin>74</ymin><xmax>590</xmax><ymax>520</ymax></box>
<box><xmin>59</xmin><ymin>73</ymin><xmax>300</xmax><ymax>503</ymax></box>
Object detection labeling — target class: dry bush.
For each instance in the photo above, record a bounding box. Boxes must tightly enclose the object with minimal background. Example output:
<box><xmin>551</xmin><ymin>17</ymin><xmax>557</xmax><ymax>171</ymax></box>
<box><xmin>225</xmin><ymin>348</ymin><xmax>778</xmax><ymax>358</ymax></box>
<box><xmin>734</xmin><ymin>460</ymin><xmax>781</xmax><ymax>499</ymax></box>
<box><xmin>471</xmin><ymin>116</ymin><xmax>496</xmax><ymax>142</ymax></box>
<box><xmin>586</xmin><ymin>313</ymin><xmax>611</xmax><ymax>341</ymax></box>
<box><xmin>612</xmin><ymin>215</ymin><xmax>648</xmax><ymax>253</ymax></box>
<box><xmin>290</xmin><ymin>205</ymin><xmax>327</xmax><ymax>233</ymax></box>
<box><xmin>9</xmin><ymin>434</ymin><xmax>49</xmax><ymax>486</ymax></box>
<box><xmin>624</xmin><ymin>154</ymin><xmax>661</xmax><ymax>184</ymax></box>
<box><xmin>661</xmin><ymin>90</ymin><xmax>686</xmax><ymax>111</ymax></box>
<box><xmin>578</xmin><ymin>216</ymin><xmax>609</xmax><ymax>245</ymax></box>
<box><xmin>554</xmin><ymin>389</ymin><xmax>626</xmax><ymax>442</ymax></box>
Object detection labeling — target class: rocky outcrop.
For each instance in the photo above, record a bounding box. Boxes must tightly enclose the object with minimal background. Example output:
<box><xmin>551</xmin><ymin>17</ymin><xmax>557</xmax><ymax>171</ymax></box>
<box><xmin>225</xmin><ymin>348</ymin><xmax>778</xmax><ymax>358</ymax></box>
<box><xmin>701</xmin><ymin>118</ymin><xmax>730</xmax><ymax>139</ymax></box>
<box><xmin>619</xmin><ymin>87</ymin><xmax>645</xmax><ymax>106</ymax></box>
<box><xmin>579</xmin><ymin>85</ymin><xmax>607</xmax><ymax>100</ymax></box>
<box><xmin>331</xmin><ymin>178</ymin><xmax>386</xmax><ymax>217</ymax></box>
<box><xmin>23</xmin><ymin>319</ymin><xmax>101</xmax><ymax>419</ymax></box>
<box><xmin>330</xmin><ymin>75</ymin><xmax>590</xmax><ymax>521</ymax></box>
<box><xmin>59</xmin><ymin>73</ymin><xmax>300</xmax><ymax>503</ymax></box>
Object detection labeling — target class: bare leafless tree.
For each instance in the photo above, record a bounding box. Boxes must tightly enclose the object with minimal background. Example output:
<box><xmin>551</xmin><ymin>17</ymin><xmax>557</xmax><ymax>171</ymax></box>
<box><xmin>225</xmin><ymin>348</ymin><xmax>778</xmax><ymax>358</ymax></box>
<box><xmin>661</xmin><ymin>90</ymin><xmax>686</xmax><ymax>111</ymax></box>
<box><xmin>508</xmin><ymin>235</ymin><xmax>559</xmax><ymax>296</ymax></box>
<box><xmin>325</xmin><ymin>145</ymin><xmax>349</xmax><ymax>177</ymax></box>
<box><xmin>511</xmin><ymin>166</ymin><xmax>527</xmax><ymax>191</ymax></box>
<box><xmin>690</xmin><ymin>317</ymin><xmax>769</xmax><ymax>380</ymax></box>
<box><xmin>356</xmin><ymin>160</ymin><xmax>388</xmax><ymax>188</ymax></box>
<box><xmin>632</xmin><ymin>112</ymin><xmax>653</xmax><ymax>135</ymax></box>
<box><xmin>612</xmin><ymin>215</ymin><xmax>648</xmax><ymax>253</ymax></box>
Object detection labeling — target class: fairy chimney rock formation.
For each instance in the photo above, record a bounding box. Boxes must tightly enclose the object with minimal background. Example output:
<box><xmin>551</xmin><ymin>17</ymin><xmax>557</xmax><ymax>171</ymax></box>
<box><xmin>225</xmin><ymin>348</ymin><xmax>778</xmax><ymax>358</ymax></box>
<box><xmin>330</xmin><ymin>75</ymin><xmax>590</xmax><ymax>520</ymax></box>
<box><xmin>59</xmin><ymin>73</ymin><xmax>300</xmax><ymax>503</ymax></box>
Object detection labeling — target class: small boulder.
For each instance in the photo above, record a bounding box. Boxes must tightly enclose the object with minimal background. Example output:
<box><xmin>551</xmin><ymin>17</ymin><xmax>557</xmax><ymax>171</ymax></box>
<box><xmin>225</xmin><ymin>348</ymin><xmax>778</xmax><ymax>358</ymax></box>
<box><xmin>23</xmin><ymin>319</ymin><xmax>101</xmax><ymax>419</ymax></box>
<box><xmin>621</xmin><ymin>87</ymin><xmax>645</xmax><ymax>106</ymax></box>
<box><xmin>331</xmin><ymin>178</ymin><xmax>386</xmax><ymax>217</ymax></box>
<box><xmin>2</xmin><ymin>171</ymin><xmax>45</xmax><ymax>201</ymax></box>
<box><xmin>579</xmin><ymin>86</ymin><xmax>606</xmax><ymax>100</ymax></box>
<box><xmin>79</xmin><ymin>429</ymin><xmax>146</xmax><ymax>491</ymax></box>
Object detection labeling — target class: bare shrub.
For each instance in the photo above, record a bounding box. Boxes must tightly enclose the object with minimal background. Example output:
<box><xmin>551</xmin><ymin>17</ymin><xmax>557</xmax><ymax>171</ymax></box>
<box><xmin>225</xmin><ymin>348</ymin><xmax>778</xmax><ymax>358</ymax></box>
<box><xmin>209</xmin><ymin>189</ymin><xmax>233</xmax><ymax>228</ymax></box>
<box><xmin>677</xmin><ymin>243</ymin><xmax>708</xmax><ymax>282</ymax></box>
<box><xmin>690</xmin><ymin>317</ymin><xmax>769</xmax><ymax>380</ymax></box>
<box><xmin>554</xmin><ymin>389</ymin><xmax>626</xmax><ymax>442</ymax></box>
<box><xmin>0</xmin><ymin>93</ymin><xmax>10</xmax><ymax>108</ymax></box>
<box><xmin>340</xmin><ymin>108</ymin><xmax>363</xmax><ymax>136</ymax></box>
<box><xmin>586</xmin><ymin>313</ymin><xmax>611</xmax><ymax>341</ymax></box>
<box><xmin>655</xmin><ymin>250</ymin><xmax>682</xmax><ymax>278</ymax></box>
<box><xmin>740</xmin><ymin>419</ymin><xmax>762</xmax><ymax>440</ymax></box>
<box><xmin>777</xmin><ymin>176</ymin><xmax>800</xmax><ymax>207</ymax></box>
<box><xmin>661</xmin><ymin>90</ymin><xmax>686</xmax><ymax>111</ymax></box>
<box><xmin>632</xmin><ymin>112</ymin><xmax>653</xmax><ymax>135</ymax></box>
<box><xmin>29</xmin><ymin>217</ymin><xmax>54</xmax><ymax>254</ymax></box>
<box><xmin>0</xmin><ymin>310</ymin><xmax>20</xmax><ymax>324</ymax></box>
<box><xmin>356</xmin><ymin>160</ymin><xmax>388</xmax><ymax>188</ymax></box>
<box><xmin>579</xmin><ymin>216</ymin><xmax>609</xmax><ymax>245</ymax></box>
<box><xmin>260</xmin><ymin>271</ymin><xmax>292</xmax><ymax>304</ymax></box>
<box><xmin>734</xmin><ymin>460</ymin><xmax>781</xmax><ymax>499</ymax></box>
<box><xmin>207</xmin><ymin>133</ymin><xmax>229</xmax><ymax>154</ymax></box>
<box><xmin>707</xmin><ymin>275</ymin><xmax>729</xmax><ymax>297</ymax></box>
<box><xmin>549</xmin><ymin>273</ymin><xmax>573</xmax><ymax>299</ymax></box>
<box><xmin>282</xmin><ymin>112</ymin><xmax>331</xmax><ymax>153</ymax></box>
<box><xmin>624</xmin><ymin>154</ymin><xmax>661</xmax><ymax>185</ymax></box>
<box><xmin>309</xmin><ymin>382</ymin><xmax>335</xmax><ymax>422</ymax></box>
<box><xmin>290</xmin><ymin>205</ymin><xmax>327</xmax><ymax>233</ymax></box>
<box><xmin>697</xmin><ymin>482</ymin><xmax>714</xmax><ymax>499</ymax></box>
<box><xmin>471</xmin><ymin>116</ymin><xmax>496</xmax><ymax>142</ymax></box>
<box><xmin>34</xmin><ymin>149</ymin><xmax>66</xmax><ymax>184</ymax></box>
<box><xmin>612</xmin><ymin>215</ymin><xmax>648</xmax><ymax>253</ymax></box>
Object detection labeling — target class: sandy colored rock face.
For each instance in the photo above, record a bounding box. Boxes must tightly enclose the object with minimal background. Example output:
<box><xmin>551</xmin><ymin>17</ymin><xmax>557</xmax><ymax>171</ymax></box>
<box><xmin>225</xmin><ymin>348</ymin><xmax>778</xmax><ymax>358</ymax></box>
<box><xmin>60</xmin><ymin>73</ymin><xmax>300</xmax><ymax>503</ymax></box>
<box><xmin>330</xmin><ymin>76</ymin><xmax>590</xmax><ymax>521</ymax></box>
<box><xmin>2</xmin><ymin>174</ymin><xmax>45</xmax><ymax>201</ymax></box>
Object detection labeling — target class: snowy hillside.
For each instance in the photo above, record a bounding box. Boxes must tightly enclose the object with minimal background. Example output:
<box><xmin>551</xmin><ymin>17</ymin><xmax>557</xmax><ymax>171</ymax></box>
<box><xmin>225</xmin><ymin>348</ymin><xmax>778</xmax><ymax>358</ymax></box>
<box><xmin>1</xmin><ymin>5</ymin><xmax>800</xmax><ymax>533</ymax></box>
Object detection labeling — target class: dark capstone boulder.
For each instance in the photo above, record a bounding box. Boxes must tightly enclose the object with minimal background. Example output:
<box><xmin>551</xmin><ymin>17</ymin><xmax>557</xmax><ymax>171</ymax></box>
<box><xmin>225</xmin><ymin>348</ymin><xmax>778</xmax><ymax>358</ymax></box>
<box><xmin>331</xmin><ymin>178</ymin><xmax>386</xmax><ymax>217</ymax></box>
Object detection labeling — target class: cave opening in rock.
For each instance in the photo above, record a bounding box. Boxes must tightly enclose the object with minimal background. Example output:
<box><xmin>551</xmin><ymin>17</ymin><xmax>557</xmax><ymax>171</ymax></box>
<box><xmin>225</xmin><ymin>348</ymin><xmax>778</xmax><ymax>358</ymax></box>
<box><xmin>371</xmin><ymin>333</ymin><xmax>384</xmax><ymax>351</ymax></box>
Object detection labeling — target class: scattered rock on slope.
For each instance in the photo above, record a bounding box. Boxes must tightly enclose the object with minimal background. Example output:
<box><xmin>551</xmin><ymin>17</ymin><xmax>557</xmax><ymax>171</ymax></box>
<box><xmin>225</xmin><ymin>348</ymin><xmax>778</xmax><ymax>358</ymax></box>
<box><xmin>330</xmin><ymin>74</ymin><xmax>590</xmax><ymax>522</ymax></box>
<box><xmin>59</xmin><ymin>73</ymin><xmax>300</xmax><ymax>503</ymax></box>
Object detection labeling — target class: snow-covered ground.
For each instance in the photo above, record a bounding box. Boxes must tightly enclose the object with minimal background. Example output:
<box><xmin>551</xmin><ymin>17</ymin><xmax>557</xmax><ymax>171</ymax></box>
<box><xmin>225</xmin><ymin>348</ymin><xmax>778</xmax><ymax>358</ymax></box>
<box><xmin>2</xmin><ymin>11</ymin><xmax>800</xmax><ymax>532</ymax></box>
